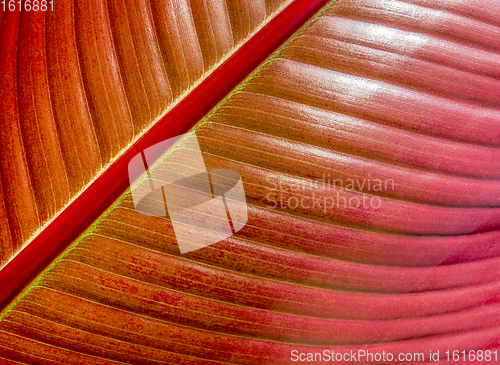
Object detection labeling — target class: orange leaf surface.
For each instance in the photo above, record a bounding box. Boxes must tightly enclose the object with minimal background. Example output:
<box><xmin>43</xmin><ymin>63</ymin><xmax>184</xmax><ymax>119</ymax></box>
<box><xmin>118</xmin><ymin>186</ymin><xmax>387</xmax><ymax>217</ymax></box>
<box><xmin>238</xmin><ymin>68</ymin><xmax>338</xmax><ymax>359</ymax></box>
<box><xmin>1</xmin><ymin>0</ymin><xmax>500</xmax><ymax>364</ymax></box>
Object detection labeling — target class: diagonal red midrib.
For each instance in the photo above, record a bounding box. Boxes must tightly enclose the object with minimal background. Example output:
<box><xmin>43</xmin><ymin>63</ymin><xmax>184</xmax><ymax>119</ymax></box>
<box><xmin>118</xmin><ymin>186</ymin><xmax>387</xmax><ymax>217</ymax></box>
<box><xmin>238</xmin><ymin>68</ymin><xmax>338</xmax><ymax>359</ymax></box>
<box><xmin>0</xmin><ymin>0</ymin><xmax>332</xmax><ymax>311</ymax></box>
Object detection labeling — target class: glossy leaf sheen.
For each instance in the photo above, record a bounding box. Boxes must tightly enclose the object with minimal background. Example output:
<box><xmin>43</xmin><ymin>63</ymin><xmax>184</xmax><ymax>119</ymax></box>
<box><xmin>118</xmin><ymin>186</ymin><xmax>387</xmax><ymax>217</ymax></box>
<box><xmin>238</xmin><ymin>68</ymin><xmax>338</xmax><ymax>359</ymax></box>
<box><xmin>1</xmin><ymin>0</ymin><xmax>500</xmax><ymax>364</ymax></box>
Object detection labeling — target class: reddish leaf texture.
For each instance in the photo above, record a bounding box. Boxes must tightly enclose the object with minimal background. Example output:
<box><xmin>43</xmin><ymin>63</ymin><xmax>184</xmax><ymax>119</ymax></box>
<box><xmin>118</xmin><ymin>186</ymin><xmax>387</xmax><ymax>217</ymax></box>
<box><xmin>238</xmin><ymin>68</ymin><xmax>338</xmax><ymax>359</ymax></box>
<box><xmin>1</xmin><ymin>0</ymin><xmax>500</xmax><ymax>364</ymax></box>
<box><xmin>0</xmin><ymin>0</ymin><xmax>292</xmax><ymax>265</ymax></box>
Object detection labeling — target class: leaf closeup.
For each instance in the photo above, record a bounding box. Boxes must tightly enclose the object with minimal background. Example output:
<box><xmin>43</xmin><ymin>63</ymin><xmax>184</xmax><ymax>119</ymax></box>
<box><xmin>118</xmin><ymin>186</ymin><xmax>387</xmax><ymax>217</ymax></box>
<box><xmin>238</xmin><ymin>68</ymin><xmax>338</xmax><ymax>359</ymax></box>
<box><xmin>0</xmin><ymin>0</ymin><xmax>291</xmax><ymax>265</ymax></box>
<box><xmin>1</xmin><ymin>0</ymin><xmax>500</xmax><ymax>364</ymax></box>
